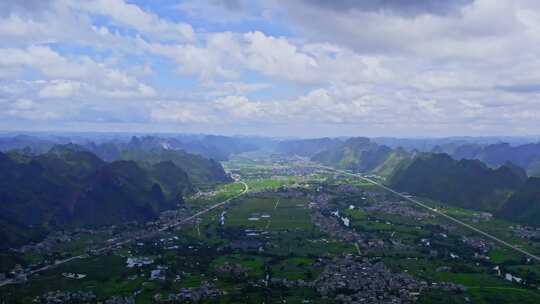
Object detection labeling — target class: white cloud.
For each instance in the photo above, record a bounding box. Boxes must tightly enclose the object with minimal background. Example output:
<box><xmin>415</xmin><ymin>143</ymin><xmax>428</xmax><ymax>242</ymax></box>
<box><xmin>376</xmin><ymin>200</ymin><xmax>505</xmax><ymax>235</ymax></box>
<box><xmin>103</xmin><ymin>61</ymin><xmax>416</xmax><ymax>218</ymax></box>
<box><xmin>13</xmin><ymin>98</ymin><xmax>35</xmax><ymax>111</ymax></box>
<box><xmin>0</xmin><ymin>46</ymin><xmax>156</xmax><ymax>99</ymax></box>
<box><xmin>150</xmin><ymin>101</ymin><xmax>215</xmax><ymax>124</ymax></box>
<box><xmin>39</xmin><ymin>80</ymin><xmax>81</xmax><ymax>98</ymax></box>
<box><xmin>214</xmin><ymin>95</ymin><xmax>266</xmax><ymax>119</ymax></box>
<box><xmin>67</xmin><ymin>0</ymin><xmax>194</xmax><ymax>41</ymax></box>
<box><xmin>2</xmin><ymin>0</ymin><xmax>540</xmax><ymax>135</ymax></box>
<box><xmin>5</xmin><ymin>98</ymin><xmax>60</xmax><ymax>121</ymax></box>
<box><xmin>241</xmin><ymin>31</ymin><xmax>319</xmax><ymax>82</ymax></box>
<box><xmin>200</xmin><ymin>81</ymin><xmax>270</xmax><ymax>97</ymax></box>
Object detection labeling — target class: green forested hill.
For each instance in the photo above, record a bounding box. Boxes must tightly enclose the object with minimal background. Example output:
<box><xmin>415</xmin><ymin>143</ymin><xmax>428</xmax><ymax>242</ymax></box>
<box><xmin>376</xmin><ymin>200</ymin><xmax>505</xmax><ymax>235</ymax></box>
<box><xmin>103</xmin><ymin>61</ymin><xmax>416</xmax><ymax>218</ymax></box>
<box><xmin>372</xmin><ymin>148</ymin><xmax>413</xmax><ymax>177</ymax></box>
<box><xmin>388</xmin><ymin>153</ymin><xmax>528</xmax><ymax>211</ymax></box>
<box><xmin>119</xmin><ymin>148</ymin><xmax>231</xmax><ymax>186</ymax></box>
<box><xmin>151</xmin><ymin>161</ymin><xmax>194</xmax><ymax>198</ymax></box>
<box><xmin>0</xmin><ymin>143</ymin><xmax>228</xmax><ymax>249</ymax></box>
<box><xmin>66</xmin><ymin>160</ymin><xmax>174</xmax><ymax>227</ymax></box>
<box><xmin>498</xmin><ymin>177</ymin><xmax>540</xmax><ymax>226</ymax></box>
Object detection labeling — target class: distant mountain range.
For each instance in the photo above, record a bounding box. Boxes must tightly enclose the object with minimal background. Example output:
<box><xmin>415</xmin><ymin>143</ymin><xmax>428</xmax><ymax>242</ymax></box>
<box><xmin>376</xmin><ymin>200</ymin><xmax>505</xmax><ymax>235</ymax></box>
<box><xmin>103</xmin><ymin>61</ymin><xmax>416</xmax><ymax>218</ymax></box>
<box><xmin>437</xmin><ymin>142</ymin><xmax>540</xmax><ymax>177</ymax></box>
<box><xmin>275</xmin><ymin>137</ymin><xmax>343</xmax><ymax>157</ymax></box>
<box><xmin>0</xmin><ymin>142</ymin><xmax>231</xmax><ymax>249</ymax></box>
<box><xmin>371</xmin><ymin>136</ymin><xmax>540</xmax><ymax>151</ymax></box>
<box><xmin>312</xmin><ymin>137</ymin><xmax>408</xmax><ymax>174</ymax></box>
<box><xmin>277</xmin><ymin>137</ymin><xmax>411</xmax><ymax>177</ymax></box>
<box><xmin>0</xmin><ymin>134</ymin><xmax>260</xmax><ymax>162</ymax></box>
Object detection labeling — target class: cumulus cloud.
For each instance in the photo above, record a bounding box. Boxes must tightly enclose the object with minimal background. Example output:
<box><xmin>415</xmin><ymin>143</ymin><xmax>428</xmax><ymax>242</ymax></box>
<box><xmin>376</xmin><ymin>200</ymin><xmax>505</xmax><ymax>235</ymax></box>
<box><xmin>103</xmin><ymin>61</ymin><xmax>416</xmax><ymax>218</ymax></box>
<box><xmin>150</xmin><ymin>101</ymin><xmax>216</xmax><ymax>124</ymax></box>
<box><xmin>0</xmin><ymin>46</ymin><xmax>156</xmax><ymax>98</ymax></box>
<box><xmin>5</xmin><ymin>98</ymin><xmax>60</xmax><ymax>121</ymax></box>
<box><xmin>67</xmin><ymin>0</ymin><xmax>194</xmax><ymax>41</ymax></box>
<box><xmin>143</xmin><ymin>30</ymin><xmax>393</xmax><ymax>85</ymax></box>
<box><xmin>2</xmin><ymin>0</ymin><xmax>540</xmax><ymax>136</ymax></box>
<box><xmin>39</xmin><ymin>80</ymin><xmax>81</xmax><ymax>98</ymax></box>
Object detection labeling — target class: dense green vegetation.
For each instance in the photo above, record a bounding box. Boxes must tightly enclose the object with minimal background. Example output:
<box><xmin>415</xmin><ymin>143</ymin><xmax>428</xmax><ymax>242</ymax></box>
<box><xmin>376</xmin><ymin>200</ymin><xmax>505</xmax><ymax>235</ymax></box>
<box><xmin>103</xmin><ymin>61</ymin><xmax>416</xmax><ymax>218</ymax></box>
<box><xmin>119</xmin><ymin>147</ymin><xmax>230</xmax><ymax>186</ymax></box>
<box><xmin>498</xmin><ymin>178</ymin><xmax>540</xmax><ymax>225</ymax></box>
<box><xmin>225</xmin><ymin>197</ymin><xmax>311</xmax><ymax>231</ymax></box>
<box><xmin>0</xmin><ymin>143</ymin><xmax>230</xmax><ymax>248</ymax></box>
<box><xmin>3</xmin><ymin>152</ymin><xmax>540</xmax><ymax>304</ymax></box>
<box><xmin>388</xmin><ymin>153</ymin><xmax>527</xmax><ymax>211</ymax></box>
<box><xmin>4</xmin><ymin>135</ymin><xmax>540</xmax><ymax>303</ymax></box>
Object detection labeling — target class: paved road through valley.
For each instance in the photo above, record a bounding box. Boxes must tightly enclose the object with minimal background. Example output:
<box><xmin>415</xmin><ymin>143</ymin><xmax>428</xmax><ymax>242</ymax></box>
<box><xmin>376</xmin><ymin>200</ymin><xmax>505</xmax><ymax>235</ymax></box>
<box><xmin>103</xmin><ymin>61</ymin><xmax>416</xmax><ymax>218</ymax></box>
<box><xmin>319</xmin><ymin>165</ymin><xmax>540</xmax><ymax>263</ymax></box>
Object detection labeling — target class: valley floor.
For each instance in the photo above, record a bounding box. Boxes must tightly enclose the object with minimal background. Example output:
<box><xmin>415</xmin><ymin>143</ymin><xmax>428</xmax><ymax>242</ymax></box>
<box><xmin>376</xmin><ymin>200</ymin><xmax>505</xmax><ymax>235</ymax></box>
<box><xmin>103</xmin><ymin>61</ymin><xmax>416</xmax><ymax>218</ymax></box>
<box><xmin>2</xmin><ymin>153</ymin><xmax>540</xmax><ymax>303</ymax></box>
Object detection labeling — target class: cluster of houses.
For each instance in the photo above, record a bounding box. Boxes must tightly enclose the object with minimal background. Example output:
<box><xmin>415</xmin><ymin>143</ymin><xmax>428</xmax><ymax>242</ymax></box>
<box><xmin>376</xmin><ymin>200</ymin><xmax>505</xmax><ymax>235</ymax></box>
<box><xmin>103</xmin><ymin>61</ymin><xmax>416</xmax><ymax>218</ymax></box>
<box><xmin>126</xmin><ymin>256</ymin><xmax>154</xmax><ymax>268</ymax></box>
<box><xmin>102</xmin><ymin>296</ymin><xmax>136</xmax><ymax>304</ymax></box>
<box><xmin>462</xmin><ymin>237</ymin><xmax>490</xmax><ymax>254</ymax></box>
<box><xmin>311</xmin><ymin>211</ymin><xmax>385</xmax><ymax>251</ymax></box>
<box><xmin>16</xmin><ymin>232</ymin><xmax>76</xmax><ymax>254</ymax></box>
<box><xmin>154</xmin><ymin>282</ymin><xmax>222</xmax><ymax>303</ymax></box>
<box><xmin>314</xmin><ymin>255</ymin><xmax>427</xmax><ymax>303</ymax></box>
<box><xmin>268</xmin><ymin>166</ymin><xmax>318</xmax><ymax>177</ymax></box>
<box><xmin>215</xmin><ymin>262</ymin><xmax>249</xmax><ymax>278</ymax></box>
<box><xmin>364</xmin><ymin>201</ymin><xmax>434</xmax><ymax>221</ymax></box>
<box><xmin>312</xmin><ymin>255</ymin><xmax>466</xmax><ymax>304</ymax></box>
<box><xmin>32</xmin><ymin>291</ymin><xmax>97</xmax><ymax>303</ymax></box>
<box><xmin>312</xmin><ymin>211</ymin><xmax>363</xmax><ymax>244</ymax></box>
<box><xmin>33</xmin><ymin>292</ymin><xmax>135</xmax><ymax>304</ymax></box>
<box><xmin>510</xmin><ymin>225</ymin><xmax>540</xmax><ymax>239</ymax></box>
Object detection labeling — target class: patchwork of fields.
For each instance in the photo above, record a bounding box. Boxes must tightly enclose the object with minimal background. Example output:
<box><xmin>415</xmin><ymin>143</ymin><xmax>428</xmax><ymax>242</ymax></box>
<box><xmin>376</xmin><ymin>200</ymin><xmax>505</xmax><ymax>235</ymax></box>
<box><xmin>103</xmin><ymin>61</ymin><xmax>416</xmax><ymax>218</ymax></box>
<box><xmin>225</xmin><ymin>197</ymin><xmax>312</xmax><ymax>231</ymax></box>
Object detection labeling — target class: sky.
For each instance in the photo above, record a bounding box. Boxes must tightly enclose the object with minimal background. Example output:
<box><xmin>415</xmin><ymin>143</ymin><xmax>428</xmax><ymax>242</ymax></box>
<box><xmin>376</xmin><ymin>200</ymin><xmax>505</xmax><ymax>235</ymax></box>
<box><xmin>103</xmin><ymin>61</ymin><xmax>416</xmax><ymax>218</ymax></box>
<box><xmin>1</xmin><ymin>0</ymin><xmax>540</xmax><ymax>137</ymax></box>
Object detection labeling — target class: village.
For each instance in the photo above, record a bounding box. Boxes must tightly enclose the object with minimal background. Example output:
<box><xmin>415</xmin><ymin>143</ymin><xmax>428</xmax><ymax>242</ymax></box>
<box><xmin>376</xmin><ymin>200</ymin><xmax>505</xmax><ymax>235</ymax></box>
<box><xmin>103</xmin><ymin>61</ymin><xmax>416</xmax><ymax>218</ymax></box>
<box><xmin>2</xmin><ymin>157</ymin><xmax>540</xmax><ymax>304</ymax></box>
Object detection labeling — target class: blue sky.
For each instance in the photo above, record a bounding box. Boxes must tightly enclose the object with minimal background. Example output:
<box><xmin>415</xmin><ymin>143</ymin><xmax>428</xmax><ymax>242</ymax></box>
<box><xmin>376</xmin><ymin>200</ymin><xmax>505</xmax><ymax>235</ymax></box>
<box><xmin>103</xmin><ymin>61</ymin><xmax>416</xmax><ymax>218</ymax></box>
<box><xmin>1</xmin><ymin>0</ymin><xmax>540</xmax><ymax>137</ymax></box>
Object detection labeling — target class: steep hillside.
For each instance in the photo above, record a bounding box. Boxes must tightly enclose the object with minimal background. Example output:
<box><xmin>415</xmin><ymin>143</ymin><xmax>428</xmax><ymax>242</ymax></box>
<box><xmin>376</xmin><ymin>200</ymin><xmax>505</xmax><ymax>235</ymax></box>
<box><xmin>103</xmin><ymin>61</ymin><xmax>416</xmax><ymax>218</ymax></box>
<box><xmin>151</xmin><ymin>161</ymin><xmax>194</xmax><ymax>197</ymax></box>
<box><xmin>67</xmin><ymin>160</ymin><xmax>174</xmax><ymax>227</ymax></box>
<box><xmin>0</xmin><ymin>148</ymin><xmax>193</xmax><ymax>249</ymax></box>
<box><xmin>498</xmin><ymin>178</ymin><xmax>540</xmax><ymax>226</ymax></box>
<box><xmin>388</xmin><ymin>153</ymin><xmax>528</xmax><ymax>211</ymax></box>
<box><xmin>60</xmin><ymin>141</ymin><xmax>231</xmax><ymax>186</ymax></box>
<box><xmin>372</xmin><ymin>148</ymin><xmax>413</xmax><ymax>177</ymax></box>
<box><xmin>34</xmin><ymin>144</ymin><xmax>106</xmax><ymax>178</ymax></box>
<box><xmin>119</xmin><ymin>148</ymin><xmax>231</xmax><ymax>185</ymax></box>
